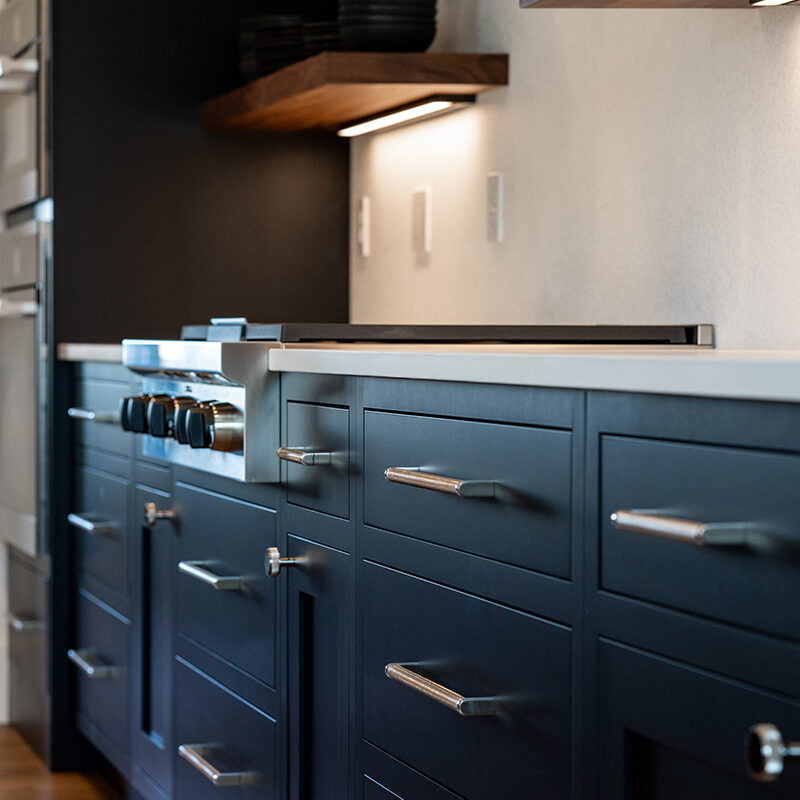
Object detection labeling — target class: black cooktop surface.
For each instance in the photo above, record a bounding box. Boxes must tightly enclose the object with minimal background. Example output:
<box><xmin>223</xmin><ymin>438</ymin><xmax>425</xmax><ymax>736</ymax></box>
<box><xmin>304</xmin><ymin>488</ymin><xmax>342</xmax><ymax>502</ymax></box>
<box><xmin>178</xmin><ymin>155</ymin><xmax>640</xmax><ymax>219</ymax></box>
<box><xmin>181</xmin><ymin>320</ymin><xmax>713</xmax><ymax>346</ymax></box>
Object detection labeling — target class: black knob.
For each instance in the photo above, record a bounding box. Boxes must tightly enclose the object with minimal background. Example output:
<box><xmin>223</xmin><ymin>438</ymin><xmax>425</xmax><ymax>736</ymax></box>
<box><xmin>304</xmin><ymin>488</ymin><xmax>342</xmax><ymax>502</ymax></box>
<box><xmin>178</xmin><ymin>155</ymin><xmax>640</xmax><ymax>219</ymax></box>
<box><xmin>186</xmin><ymin>403</ymin><xmax>215</xmax><ymax>449</ymax></box>
<box><xmin>145</xmin><ymin>394</ymin><xmax>175</xmax><ymax>437</ymax></box>
<box><xmin>121</xmin><ymin>394</ymin><xmax>152</xmax><ymax>433</ymax></box>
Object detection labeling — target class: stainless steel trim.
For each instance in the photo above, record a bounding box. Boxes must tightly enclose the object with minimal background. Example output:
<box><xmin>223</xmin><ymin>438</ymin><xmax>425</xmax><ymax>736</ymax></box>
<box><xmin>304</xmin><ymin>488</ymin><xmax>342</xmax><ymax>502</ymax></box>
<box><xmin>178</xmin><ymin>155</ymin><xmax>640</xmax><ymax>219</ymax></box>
<box><xmin>178</xmin><ymin>744</ymin><xmax>258</xmax><ymax>787</ymax></box>
<box><xmin>746</xmin><ymin>723</ymin><xmax>800</xmax><ymax>782</ymax></box>
<box><xmin>67</xmin><ymin>512</ymin><xmax>115</xmax><ymax>536</ymax></box>
<box><xmin>384</xmin><ymin>467</ymin><xmax>496</xmax><ymax>498</ymax></box>
<box><xmin>178</xmin><ymin>560</ymin><xmax>246</xmax><ymax>591</ymax></box>
<box><xmin>277</xmin><ymin>447</ymin><xmax>333</xmax><ymax>466</ymax></box>
<box><xmin>67</xmin><ymin>406</ymin><xmax>119</xmax><ymax>424</ymax></box>
<box><xmin>67</xmin><ymin>648</ymin><xmax>118</xmax><ymax>679</ymax></box>
<box><xmin>265</xmin><ymin>546</ymin><xmax>305</xmax><ymax>578</ymax></box>
<box><xmin>610</xmin><ymin>509</ymin><xmax>756</xmax><ymax>546</ymax></box>
<box><xmin>144</xmin><ymin>502</ymin><xmax>176</xmax><ymax>529</ymax></box>
<box><xmin>384</xmin><ymin>662</ymin><xmax>497</xmax><ymax>716</ymax></box>
<box><xmin>8</xmin><ymin>613</ymin><xmax>43</xmax><ymax>632</ymax></box>
<box><xmin>209</xmin><ymin>401</ymin><xmax>243</xmax><ymax>452</ymax></box>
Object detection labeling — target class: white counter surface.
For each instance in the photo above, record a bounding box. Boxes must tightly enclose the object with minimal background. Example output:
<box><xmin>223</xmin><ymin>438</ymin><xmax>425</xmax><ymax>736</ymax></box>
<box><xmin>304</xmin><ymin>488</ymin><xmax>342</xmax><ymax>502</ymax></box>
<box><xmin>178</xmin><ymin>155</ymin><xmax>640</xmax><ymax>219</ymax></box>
<box><xmin>268</xmin><ymin>343</ymin><xmax>800</xmax><ymax>403</ymax></box>
<box><xmin>57</xmin><ymin>343</ymin><xmax>123</xmax><ymax>363</ymax></box>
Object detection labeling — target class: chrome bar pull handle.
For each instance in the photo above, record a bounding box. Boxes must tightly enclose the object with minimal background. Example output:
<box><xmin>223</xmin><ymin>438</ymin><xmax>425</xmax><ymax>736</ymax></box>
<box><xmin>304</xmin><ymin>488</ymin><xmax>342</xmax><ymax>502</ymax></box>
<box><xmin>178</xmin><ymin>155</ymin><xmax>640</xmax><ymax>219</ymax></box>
<box><xmin>178</xmin><ymin>561</ymin><xmax>246</xmax><ymax>591</ymax></box>
<box><xmin>0</xmin><ymin>56</ymin><xmax>39</xmax><ymax>77</ymax></box>
<box><xmin>385</xmin><ymin>663</ymin><xmax>497</xmax><ymax>717</ymax></box>
<box><xmin>610</xmin><ymin>509</ymin><xmax>753</xmax><ymax>546</ymax></box>
<box><xmin>384</xmin><ymin>467</ymin><xmax>496</xmax><ymax>498</ymax></box>
<box><xmin>67</xmin><ymin>648</ymin><xmax>118</xmax><ymax>679</ymax></box>
<box><xmin>178</xmin><ymin>744</ymin><xmax>258</xmax><ymax>787</ymax></box>
<box><xmin>67</xmin><ymin>407</ymin><xmax>120</xmax><ymax>424</ymax></box>
<box><xmin>746</xmin><ymin>723</ymin><xmax>800</xmax><ymax>782</ymax></box>
<box><xmin>67</xmin><ymin>513</ymin><xmax>116</xmax><ymax>536</ymax></box>
<box><xmin>277</xmin><ymin>447</ymin><xmax>333</xmax><ymax>466</ymax></box>
<box><xmin>144</xmin><ymin>502</ymin><xmax>177</xmax><ymax>528</ymax></box>
<box><xmin>8</xmin><ymin>614</ymin><xmax>44</xmax><ymax>632</ymax></box>
<box><xmin>265</xmin><ymin>547</ymin><xmax>305</xmax><ymax>578</ymax></box>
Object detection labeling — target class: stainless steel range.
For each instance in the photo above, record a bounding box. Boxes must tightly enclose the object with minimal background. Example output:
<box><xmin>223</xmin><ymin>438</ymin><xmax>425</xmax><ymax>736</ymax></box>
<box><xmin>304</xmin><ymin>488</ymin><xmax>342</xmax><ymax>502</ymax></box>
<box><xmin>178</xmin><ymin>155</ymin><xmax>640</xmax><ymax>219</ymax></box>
<box><xmin>121</xmin><ymin>319</ymin><xmax>714</xmax><ymax>484</ymax></box>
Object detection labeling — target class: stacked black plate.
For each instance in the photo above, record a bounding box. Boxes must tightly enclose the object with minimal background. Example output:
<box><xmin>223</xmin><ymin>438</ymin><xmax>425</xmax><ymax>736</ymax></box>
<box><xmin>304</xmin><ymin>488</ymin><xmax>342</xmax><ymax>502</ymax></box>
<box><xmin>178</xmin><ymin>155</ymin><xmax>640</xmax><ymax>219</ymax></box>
<box><xmin>239</xmin><ymin>14</ymin><xmax>340</xmax><ymax>81</ymax></box>
<box><xmin>339</xmin><ymin>0</ymin><xmax>436</xmax><ymax>52</ymax></box>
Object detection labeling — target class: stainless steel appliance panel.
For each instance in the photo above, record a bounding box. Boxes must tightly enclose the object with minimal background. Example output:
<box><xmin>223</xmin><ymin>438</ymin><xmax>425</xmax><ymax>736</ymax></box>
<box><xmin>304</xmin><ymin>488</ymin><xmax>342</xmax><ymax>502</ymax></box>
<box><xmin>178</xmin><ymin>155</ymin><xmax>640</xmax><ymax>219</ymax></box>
<box><xmin>0</xmin><ymin>218</ymin><xmax>38</xmax><ymax>288</ymax></box>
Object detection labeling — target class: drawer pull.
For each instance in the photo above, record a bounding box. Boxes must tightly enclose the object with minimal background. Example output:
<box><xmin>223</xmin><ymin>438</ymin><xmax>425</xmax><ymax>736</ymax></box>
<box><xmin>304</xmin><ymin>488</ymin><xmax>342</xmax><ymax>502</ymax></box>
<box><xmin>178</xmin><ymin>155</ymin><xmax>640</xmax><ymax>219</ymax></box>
<box><xmin>178</xmin><ymin>561</ymin><xmax>246</xmax><ymax>591</ymax></box>
<box><xmin>178</xmin><ymin>744</ymin><xmax>258</xmax><ymax>787</ymax></box>
<box><xmin>67</xmin><ymin>648</ymin><xmax>118</xmax><ymax>679</ymax></box>
<box><xmin>8</xmin><ymin>614</ymin><xmax>44</xmax><ymax>633</ymax></box>
<box><xmin>144</xmin><ymin>502</ymin><xmax>177</xmax><ymax>528</ymax></box>
<box><xmin>265</xmin><ymin>547</ymin><xmax>305</xmax><ymax>578</ymax></box>
<box><xmin>67</xmin><ymin>407</ymin><xmax>120</xmax><ymax>424</ymax></box>
<box><xmin>610</xmin><ymin>510</ymin><xmax>752</xmax><ymax>546</ymax></box>
<box><xmin>746</xmin><ymin>723</ymin><xmax>800</xmax><ymax>782</ymax></box>
<box><xmin>384</xmin><ymin>467</ymin><xmax>496</xmax><ymax>498</ymax></box>
<box><xmin>67</xmin><ymin>513</ymin><xmax>116</xmax><ymax>536</ymax></box>
<box><xmin>385</xmin><ymin>662</ymin><xmax>497</xmax><ymax>717</ymax></box>
<box><xmin>277</xmin><ymin>447</ymin><xmax>333</xmax><ymax>466</ymax></box>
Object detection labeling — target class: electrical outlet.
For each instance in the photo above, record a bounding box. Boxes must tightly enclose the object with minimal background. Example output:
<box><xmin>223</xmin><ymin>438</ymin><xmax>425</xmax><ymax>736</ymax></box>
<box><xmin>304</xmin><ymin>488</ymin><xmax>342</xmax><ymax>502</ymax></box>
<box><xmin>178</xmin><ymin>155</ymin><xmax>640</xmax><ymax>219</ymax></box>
<box><xmin>357</xmin><ymin>196</ymin><xmax>371</xmax><ymax>257</ymax></box>
<box><xmin>412</xmin><ymin>186</ymin><xmax>432</xmax><ymax>254</ymax></box>
<box><xmin>487</xmin><ymin>172</ymin><xmax>504</xmax><ymax>243</ymax></box>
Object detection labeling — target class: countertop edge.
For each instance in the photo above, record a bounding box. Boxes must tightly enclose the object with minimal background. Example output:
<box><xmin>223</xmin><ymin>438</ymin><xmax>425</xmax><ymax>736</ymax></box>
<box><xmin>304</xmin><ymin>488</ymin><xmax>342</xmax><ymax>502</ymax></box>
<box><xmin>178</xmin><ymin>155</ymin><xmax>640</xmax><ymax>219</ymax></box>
<box><xmin>57</xmin><ymin>343</ymin><xmax>123</xmax><ymax>363</ymax></box>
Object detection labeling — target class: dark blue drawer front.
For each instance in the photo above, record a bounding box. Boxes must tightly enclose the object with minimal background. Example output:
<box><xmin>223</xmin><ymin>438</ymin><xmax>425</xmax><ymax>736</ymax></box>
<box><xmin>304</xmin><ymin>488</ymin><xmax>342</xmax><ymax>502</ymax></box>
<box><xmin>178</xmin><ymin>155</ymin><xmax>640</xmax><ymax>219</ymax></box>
<box><xmin>73</xmin><ymin>377</ymin><xmax>131</xmax><ymax>457</ymax></box>
<box><xmin>364</xmin><ymin>411</ymin><xmax>572</xmax><ymax>577</ymax></box>
<box><xmin>601</xmin><ymin>435</ymin><xmax>800</xmax><ymax>640</ymax></box>
<box><xmin>174</xmin><ymin>483</ymin><xmax>277</xmax><ymax>687</ymax></box>
<box><xmin>73</xmin><ymin>590</ymin><xmax>131</xmax><ymax>758</ymax></box>
<box><xmin>362</xmin><ymin>561</ymin><xmax>571</xmax><ymax>799</ymax></box>
<box><xmin>285</xmin><ymin>401</ymin><xmax>350</xmax><ymax>519</ymax></box>
<box><xmin>73</xmin><ymin>465</ymin><xmax>130</xmax><ymax>596</ymax></box>
<box><xmin>174</xmin><ymin>658</ymin><xmax>278</xmax><ymax>800</ymax></box>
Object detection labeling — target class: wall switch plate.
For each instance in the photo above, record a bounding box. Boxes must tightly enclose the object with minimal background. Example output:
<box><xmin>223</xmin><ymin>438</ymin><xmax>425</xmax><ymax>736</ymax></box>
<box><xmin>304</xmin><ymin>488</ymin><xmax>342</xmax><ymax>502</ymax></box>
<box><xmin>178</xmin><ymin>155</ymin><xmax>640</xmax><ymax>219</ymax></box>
<box><xmin>487</xmin><ymin>172</ymin><xmax>504</xmax><ymax>243</ymax></box>
<box><xmin>357</xmin><ymin>195</ymin><xmax>371</xmax><ymax>257</ymax></box>
<box><xmin>412</xmin><ymin>186</ymin><xmax>432</xmax><ymax>254</ymax></box>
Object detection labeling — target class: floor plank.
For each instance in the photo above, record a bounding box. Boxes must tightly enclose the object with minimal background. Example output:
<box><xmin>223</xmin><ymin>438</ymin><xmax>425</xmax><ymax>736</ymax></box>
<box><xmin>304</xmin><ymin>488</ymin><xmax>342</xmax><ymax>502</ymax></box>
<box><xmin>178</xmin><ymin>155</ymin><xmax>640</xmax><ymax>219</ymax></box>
<box><xmin>0</xmin><ymin>726</ymin><xmax>122</xmax><ymax>800</ymax></box>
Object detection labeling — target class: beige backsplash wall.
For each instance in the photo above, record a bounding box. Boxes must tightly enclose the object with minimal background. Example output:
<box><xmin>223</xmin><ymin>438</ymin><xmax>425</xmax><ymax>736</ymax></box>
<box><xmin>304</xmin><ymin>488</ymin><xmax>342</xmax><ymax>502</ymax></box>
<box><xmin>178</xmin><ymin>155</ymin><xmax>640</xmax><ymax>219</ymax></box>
<box><xmin>349</xmin><ymin>1</ymin><xmax>800</xmax><ymax>348</ymax></box>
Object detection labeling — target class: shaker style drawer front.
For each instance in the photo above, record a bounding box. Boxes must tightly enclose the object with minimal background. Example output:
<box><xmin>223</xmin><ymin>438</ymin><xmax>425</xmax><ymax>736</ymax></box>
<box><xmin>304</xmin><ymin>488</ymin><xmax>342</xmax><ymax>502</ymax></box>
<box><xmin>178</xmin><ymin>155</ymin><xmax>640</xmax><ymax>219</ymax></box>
<box><xmin>600</xmin><ymin>436</ymin><xmax>800</xmax><ymax>640</ymax></box>
<box><xmin>72</xmin><ymin>466</ymin><xmax>130</xmax><ymax>596</ymax></box>
<box><xmin>72</xmin><ymin>378</ymin><xmax>130</xmax><ymax>457</ymax></box>
<box><xmin>174</xmin><ymin>483</ymin><xmax>277</xmax><ymax>687</ymax></box>
<box><xmin>283</xmin><ymin>401</ymin><xmax>350</xmax><ymax>519</ymax></box>
<box><xmin>72</xmin><ymin>591</ymin><xmax>130</xmax><ymax>757</ymax></box>
<box><xmin>362</xmin><ymin>562</ymin><xmax>571</xmax><ymax>800</ymax></box>
<box><xmin>174</xmin><ymin>658</ymin><xmax>278</xmax><ymax>800</ymax></box>
<box><xmin>364</xmin><ymin>411</ymin><xmax>572</xmax><ymax>577</ymax></box>
<box><xmin>597</xmin><ymin>641</ymin><xmax>800</xmax><ymax>798</ymax></box>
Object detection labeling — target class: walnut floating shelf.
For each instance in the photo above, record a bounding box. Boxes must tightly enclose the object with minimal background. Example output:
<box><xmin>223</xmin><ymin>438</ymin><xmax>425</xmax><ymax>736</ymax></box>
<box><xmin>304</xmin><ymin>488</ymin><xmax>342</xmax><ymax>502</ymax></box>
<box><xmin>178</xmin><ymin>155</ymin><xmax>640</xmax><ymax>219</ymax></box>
<box><xmin>521</xmin><ymin>0</ymin><xmax>753</xmax><ymax>6</ymax></box>
<box><xmin>202</xmin><ymin>52</ymin><xmax>509</xmax><ymax>133</ymax></box>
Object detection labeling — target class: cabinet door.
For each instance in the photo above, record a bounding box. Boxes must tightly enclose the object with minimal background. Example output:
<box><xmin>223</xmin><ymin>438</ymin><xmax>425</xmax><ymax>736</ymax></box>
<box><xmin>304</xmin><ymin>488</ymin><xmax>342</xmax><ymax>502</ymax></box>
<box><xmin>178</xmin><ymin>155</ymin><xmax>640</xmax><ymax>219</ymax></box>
<box><xmin>287</xmin><ymin>535</ymin><xmax>352</xmax><ymax>800</ymax></box>
<box><xmin>594</xmin><ymin>640</ymin><xmax>800</xmax><ymax>799</ymax></box>
<box><xmin>131</xmin><ymin>484</ymin><xmax>174</xmax><ymax>799</ymax></box>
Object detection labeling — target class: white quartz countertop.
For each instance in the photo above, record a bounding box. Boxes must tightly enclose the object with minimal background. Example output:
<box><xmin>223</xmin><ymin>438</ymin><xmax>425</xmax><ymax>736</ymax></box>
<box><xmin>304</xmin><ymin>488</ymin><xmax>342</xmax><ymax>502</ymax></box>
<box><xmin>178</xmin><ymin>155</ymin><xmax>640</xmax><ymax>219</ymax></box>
<box><xmin>268</xmin><ymin>343</ymin><xmax>800</xmax><ymax>403</ymax></box>
<box><xmin>58</xmin><ymin>341</ymin><xmax>800</xmax><ymax>403</ymax></box>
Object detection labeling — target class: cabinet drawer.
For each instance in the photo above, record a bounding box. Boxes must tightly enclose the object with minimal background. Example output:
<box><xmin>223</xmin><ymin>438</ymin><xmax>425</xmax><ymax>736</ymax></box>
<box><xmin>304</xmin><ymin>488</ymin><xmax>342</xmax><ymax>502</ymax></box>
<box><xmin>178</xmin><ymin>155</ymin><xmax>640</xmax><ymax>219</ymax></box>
<box><xmin>72</xmin><ymin>465</ymin><xmax>130</xmax><ymax>596</ymax></box>
<box><xmin>175</xmin><ymin>483</ymin><xmax>277</xmax><ymax>687</ymax></box>
<box><xmin>364</xmin><ymin>411</ymin><xmax>572</xmax><ymax>577</ymax></box>
<box><xmin>174</xmin><ymin>658</ymin><xmax>278</xmax><ymax>800</ymax></box>
<box><xmin>600</xmin><ymin>436</ymin><xmax>800</xmax><ymax>640</ymax></box>
<box><xmin>69</xmin><ymin>467</ymin><xmax>130</xmax><ymax>596</ymax></box>
<box><xmin>597</xmin><ymin>641</ymin><xmax>800</xmax><ymax>798</ymax></box>
<box><xmin>72</xmin><ymin>377</ymin><xmax>130</xmax><ymax>457</ymax></box>
<box><xmin>284</xmin><ymin>401</ymin><xmax>350</xmax><ymax>519</ymax></box>
<box><xmin>362</xmin><ymin>561</ymin><xmax>571</xmax><ymax>800</ymax></box>
<box><xmin>71</xmin><ymin>590</ymin><xmax>130</xmax><ymax>758</ymax></box>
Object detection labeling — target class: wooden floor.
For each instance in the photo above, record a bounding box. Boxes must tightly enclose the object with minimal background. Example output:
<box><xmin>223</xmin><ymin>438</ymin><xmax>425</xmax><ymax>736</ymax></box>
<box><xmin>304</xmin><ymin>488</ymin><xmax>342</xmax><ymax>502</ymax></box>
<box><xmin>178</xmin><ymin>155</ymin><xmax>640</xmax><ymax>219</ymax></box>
<box><xmin>0</xmin><ymin>726</ymin><xmax>121</xmax><ymax>800</ymax></box>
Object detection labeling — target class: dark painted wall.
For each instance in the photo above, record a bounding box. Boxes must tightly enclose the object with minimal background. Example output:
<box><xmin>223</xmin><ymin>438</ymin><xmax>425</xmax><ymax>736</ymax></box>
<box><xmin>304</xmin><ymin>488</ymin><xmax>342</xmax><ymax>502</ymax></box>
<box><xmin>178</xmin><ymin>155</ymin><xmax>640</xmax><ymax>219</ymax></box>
<box><xmin>51</xmin><ymin>1</ymin><xmax>348</xmax><ymax>342</ymax></box>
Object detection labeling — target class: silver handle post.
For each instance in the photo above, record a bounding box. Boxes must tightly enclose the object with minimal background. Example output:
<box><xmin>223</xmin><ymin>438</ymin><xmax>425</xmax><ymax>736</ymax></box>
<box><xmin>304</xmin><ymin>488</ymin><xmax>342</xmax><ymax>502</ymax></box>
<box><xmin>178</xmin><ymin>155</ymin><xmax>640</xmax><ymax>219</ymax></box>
<box><xmin>277</xmin><ymin>447</ymin><xmax>333</xmax><ymax>466</ymax></box>
<box><xmin>8</xmin><ymin>614</ymin><xmax>44</xmax><ymax>632</ymax></box>
<box><xmin>67</xmin><ymin>648</ymin><xmax>118</xmax><ymax>679</ymax></box>
<box><xmin>67</xmin><ymin>407</ymin><xmax>120</xmax><ymax>424</ymax></box>
<box><xmin>384</xmin><ymin>662</ymin><xmax>497</xmax><ymax>716</ymax></box>
<box><xmin>384</xmin><ymin>467</ymin><xmax>496</xmax><ymax>498</ymax></box>
<box><xmin>144</xmin><ymin>502</ymin><xmax>176</xmax><ymax>528</ymax></box>
<box><xmin>178</xmin><ymin>561</ymin><xmax>247</xmax><ymax>591</ymax></box>
<box><xmin>746</xmin><ymin>723</ymin><xmax>800</xmax><ymax>782</ymax></box>
<box><xmin>265</xmin><ymin>547</ymin><xmax>305</xmax><ymax>578</ymax></box>
<box><xmin>67</xmin><ymin>513</ymin><xmax>115</xmax><ymax>536</ymax></box>
<box><xmin>178</xmin><ymin>744</ymin><xmax>258</xmax><ymax>787</ymax></box>
<box><xmin>610</xmin><ymin>509</ymin><xmax>755</xmax><ymax>546</ymax></box>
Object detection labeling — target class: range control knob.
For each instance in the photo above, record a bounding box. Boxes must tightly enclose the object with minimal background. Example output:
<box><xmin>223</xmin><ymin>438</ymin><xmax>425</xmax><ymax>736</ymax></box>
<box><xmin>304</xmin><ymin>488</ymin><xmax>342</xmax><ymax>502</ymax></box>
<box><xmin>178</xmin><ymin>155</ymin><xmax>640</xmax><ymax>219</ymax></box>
<box><xmin>186</xmin><ymin>402</ymin><xmax>216</xmax><ymax>449</ymax></box>
<box><xmin>121</xmin><ymin>394</ymin><xmax>153</xmax><ymax>433</ymax></box>
<box><xmin>208</xmin><ymin>402</ymin><xmax>244</xmax><ymax>452</ymax></box>
<box><xmin>173</xmin><ymin>398</ymin><xmax>201</xmax><ymax>444</ymax></box>
<box><xmin>147</xmin><ymin>395</ymin><xmax>194</xmax><ymax>438</ymax></box>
